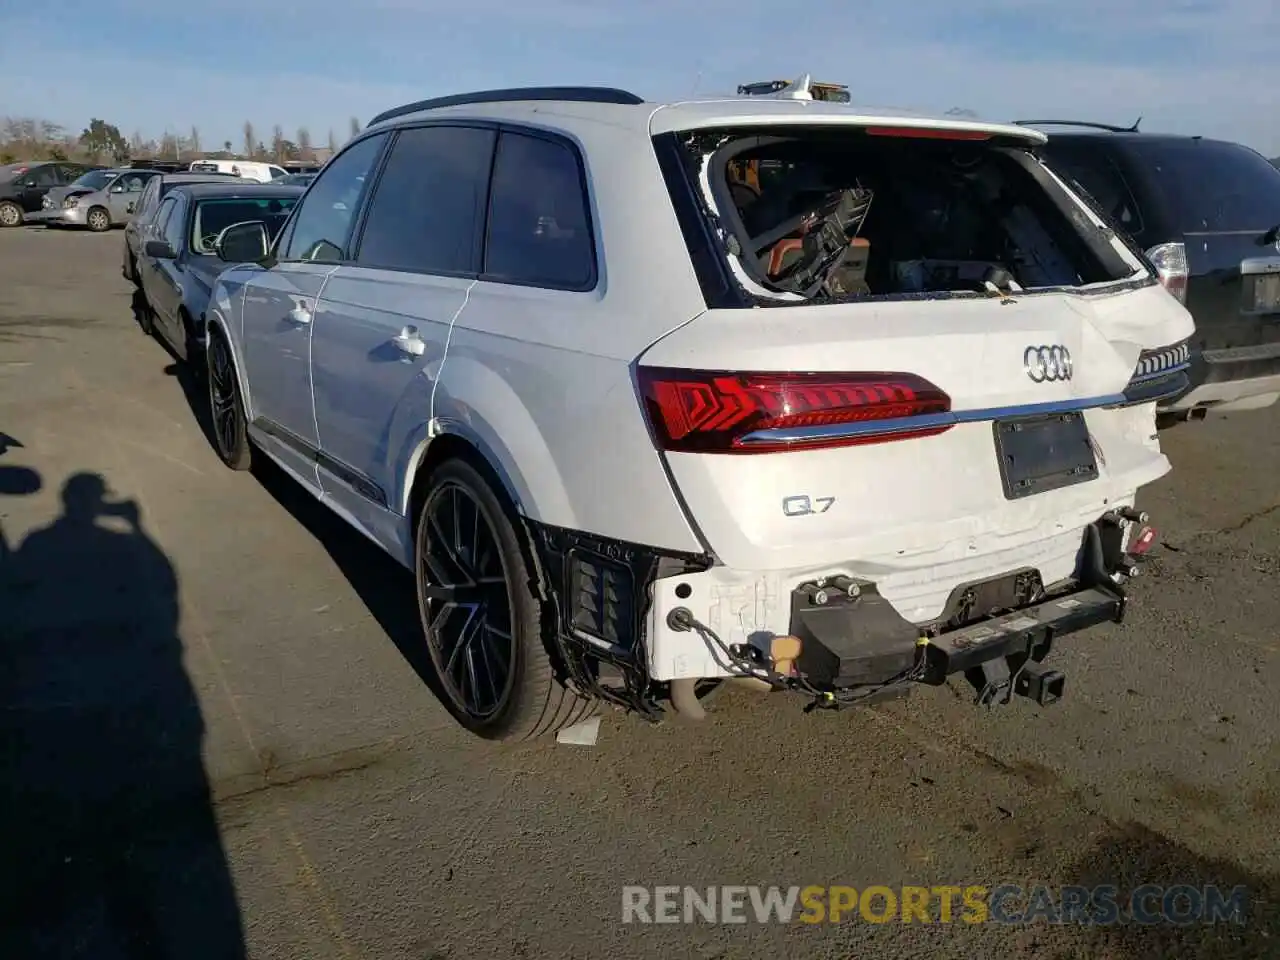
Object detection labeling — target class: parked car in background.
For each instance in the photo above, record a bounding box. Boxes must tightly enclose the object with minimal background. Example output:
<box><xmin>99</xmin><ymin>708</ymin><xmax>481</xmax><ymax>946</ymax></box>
<box><xmin>27</xmin><ymin>167</ymin><xmax>161</xmax><ymax>232</ymax></box>
<box><xmin>202</xmin><ymin>86</ymin><xmax>1192</xmax><ymax>744</ymax></box>
<box><xmin>276</xmin><ymin>172</ymin><xmax>315</xmax><ymax>187</ymax></box>
<box><xmin>122</xmin><ymin>171</ymin><xmax>253</xmax><ymax>285</ymax></box>
<box><xmin>188</xmin><ymin>159</ymin><xmax>288</xmax><ymax>182</ymax></box>
<box><xmin>0</xmin><ymin>161</ymin><xmax>102</xmax><ymax>227</ymax></box>
<box><xmin>131</xmin><ymin>159</ymin><xmax>187</xmax><ymax>173</ymax></box>
<box><xmin>1028</xmin><ymin>122</ymin><xmax>1280</xmax><ymax>421</ymax></box>
<box><xmin>137</xmin><ymin>182</ymin><xmax>302</xmax><ymax>364</ymax></box>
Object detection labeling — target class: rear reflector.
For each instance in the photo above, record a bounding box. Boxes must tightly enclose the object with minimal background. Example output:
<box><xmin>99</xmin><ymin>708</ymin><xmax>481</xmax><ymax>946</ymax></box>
<box><xmin>1145</xmin><ymin>242</ymin><xmax>1188</xmax><ymax>305</ymax></box>
<box><xmin>864</xmin><ymin>126</ymin><xmax>991</xmax><ymax>141</ymax></box>
<box><xmin>637</xmin><ymin>368</ymin><xmax>952</xmax><ymax>454</ymax></box>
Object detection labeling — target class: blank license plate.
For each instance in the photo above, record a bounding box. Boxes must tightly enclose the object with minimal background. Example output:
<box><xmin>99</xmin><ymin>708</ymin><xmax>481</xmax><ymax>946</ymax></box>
<box><xmin>994</xmin><ymin>411</ymin><xmax>1099</xmax><ymax>500</ymax></box>
<box><xmin>1254</xmin><ymin>274</ymin><xmax>1280</xmax><ymax>313</ymax></box>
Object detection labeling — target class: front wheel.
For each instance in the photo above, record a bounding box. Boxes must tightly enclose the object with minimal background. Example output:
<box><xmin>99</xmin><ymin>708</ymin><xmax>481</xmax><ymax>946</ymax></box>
<box><xmin>86</xmin><ymin>207</ymin><xmax>111</xmax><ymax>233</ymax></box>
<box><xmin>207</xmin><ymin>329</ymin><xmax>252</xmax><ymax>471</ymax></box>
<box><xmin>415</xmin><ymin>458</ymin><xmax>592</xmax><ymax>743</ymax></box>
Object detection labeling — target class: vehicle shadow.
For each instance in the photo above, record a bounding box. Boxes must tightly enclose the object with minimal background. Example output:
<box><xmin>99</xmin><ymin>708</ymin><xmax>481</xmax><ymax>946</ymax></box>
<box><xmin>0</xmin><ymin>467</ymin><xmax>246</xmax><ymax>958</ymax></box>
<box><xmin>1066</xmin><ymin>821</ymin><xmax>1277</xmax><ymax>958</ymax></box>
<box><xmin>247</xmin><ymin>454</ymin><xmax>450</xmax><ymax>705</ymax></box>
<box><xmin>149</xmin><ymin>316</ymin><xmax>448</xmax><ymax>709</ymax></box>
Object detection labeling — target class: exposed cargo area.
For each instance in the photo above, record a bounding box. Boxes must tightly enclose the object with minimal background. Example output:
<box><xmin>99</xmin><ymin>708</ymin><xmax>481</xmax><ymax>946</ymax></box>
<box><xmin>673</xmin><ymin>125</ymin><xmax>1145</xmax><ymax>304</ymax></box>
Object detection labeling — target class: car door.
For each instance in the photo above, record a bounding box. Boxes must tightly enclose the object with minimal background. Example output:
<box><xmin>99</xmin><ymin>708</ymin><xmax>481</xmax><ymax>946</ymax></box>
<box><xmin>19</xmin><ymin>165</ymin><xmax>59</xmax><ymax>213</ymax></box>
<box><xmin>140</xmin><ymin>195</ymin><xmax>177</xmax><ymax>303</ymax></box>
<box><xmin>106</xmin><ymin>172</ymin><xmax>146</xmax><ymax>221</ymax></box>
<box><xmin>310</xmin><ymin>125</ymin><xmax>494</xmax><ymax>541</ymax></box>
<box><xmin>150</xmin><ymin>192</ymin><xmax>190</xmax><ymax>340</ymax></box>
<box><xmin>127</xmin><ymin>177</ymin><xmax>159</xmax><ymax>252</ymax></box>
<box><xmin>238</xmin><ymin>131</ymin><xmax>389</xmax><ymax>480</ymax></box>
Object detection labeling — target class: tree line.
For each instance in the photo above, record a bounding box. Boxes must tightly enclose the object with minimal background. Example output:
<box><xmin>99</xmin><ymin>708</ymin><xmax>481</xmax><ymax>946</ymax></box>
<box><xmin>0</xmin><ymin>116</ymin><xmax>365</xmax><ymax>166</ymax></box>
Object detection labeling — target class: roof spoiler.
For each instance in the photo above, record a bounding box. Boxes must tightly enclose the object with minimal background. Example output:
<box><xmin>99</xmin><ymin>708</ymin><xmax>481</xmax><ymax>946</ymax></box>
<box><xmin>1012</xmin><ymin>117</ymin><xmax>1143</xmax><ymax>133</ymax></box>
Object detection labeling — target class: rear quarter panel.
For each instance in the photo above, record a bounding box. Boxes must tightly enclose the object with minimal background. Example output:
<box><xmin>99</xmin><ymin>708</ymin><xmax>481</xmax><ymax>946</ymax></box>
<box><xmin>429</xmin><ymin>117</ymin><xmax>710</xmax><ymax>553</ymax></box>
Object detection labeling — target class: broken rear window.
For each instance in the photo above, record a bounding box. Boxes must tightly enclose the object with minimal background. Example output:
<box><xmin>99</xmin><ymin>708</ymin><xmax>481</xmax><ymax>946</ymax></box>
<box><xmin>673</xmin><ymin>127</ymin><xmax>1140</xmax><ymax>304</ymax></box>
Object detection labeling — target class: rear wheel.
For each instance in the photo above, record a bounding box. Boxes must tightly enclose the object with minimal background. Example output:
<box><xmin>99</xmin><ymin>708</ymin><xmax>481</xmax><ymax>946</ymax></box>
<box><xmin>0</xmin><ymin>201</ymin><xmax>21</xmax><ymax>228</ymax></box>
<box><xmin>136</xmin><ymin>294</ymin><xmax>155</xmax><ymax>336</ymax></box>
<box><xmin>86</xmin><ymin>206</ymin><xmax>110</xmax><ymax>233</ymax></box>
<box><xmin>415</xmin><ymin>458</ymin><xmax>592</xmax><ymax>743</ymax></box>
<box><xmin>207</xmin><ymin>328</ymin><xmax>252</xmax><ymax>471</ymax></box>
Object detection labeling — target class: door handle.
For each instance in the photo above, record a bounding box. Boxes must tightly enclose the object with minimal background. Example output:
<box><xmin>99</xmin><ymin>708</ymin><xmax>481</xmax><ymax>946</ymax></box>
<box><xmin>391</xmin><ymin>326</ymin><xmax>426</xmax><ymax>357</ymax></box>
<box><xmin>287</xmin><ymin>305</ymin><xmax>313</xmax><ymax>325</ymax></box>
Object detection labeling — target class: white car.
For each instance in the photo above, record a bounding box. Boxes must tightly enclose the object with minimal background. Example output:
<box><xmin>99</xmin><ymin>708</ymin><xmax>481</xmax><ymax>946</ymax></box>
<box><xmin>188</xmin><ymin>159</ymin><xmax>289</xmax><ymax>183</ymax></box>
<box><xmin>201</xmin><ymin>85</ymin><xmax>1194</xmax><ymax>743</ymax></box>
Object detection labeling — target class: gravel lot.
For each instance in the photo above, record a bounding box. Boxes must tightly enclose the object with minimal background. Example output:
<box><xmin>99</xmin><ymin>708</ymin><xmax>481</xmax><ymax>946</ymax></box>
<box><xmin>0</xmin><ymin>226</ymin><xmax>1276</xmax><ymax>959</ymax></box>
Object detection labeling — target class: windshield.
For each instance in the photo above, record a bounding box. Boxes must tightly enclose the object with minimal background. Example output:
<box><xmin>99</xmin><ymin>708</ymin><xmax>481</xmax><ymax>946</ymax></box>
<box><xmin>191</xmin><ymin>196</ymin><xmax>298</xmax><ymax>254</ymax></box>
<box><xmin>1126</xmin><ymin>139</ymin><xmax>1280</xmax><ymax>233</ymax></box>
<box><xmin>70</xmin><ymin>170</ymin><xmax>116</xmax><ymax>191</ymax></box>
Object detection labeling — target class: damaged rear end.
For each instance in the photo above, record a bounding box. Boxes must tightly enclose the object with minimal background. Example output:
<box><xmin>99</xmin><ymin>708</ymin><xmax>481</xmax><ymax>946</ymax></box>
<box><xmin>635</xmin><ymin>106</ymin><xmax>1194</xmax><ymax>714</ymax></box>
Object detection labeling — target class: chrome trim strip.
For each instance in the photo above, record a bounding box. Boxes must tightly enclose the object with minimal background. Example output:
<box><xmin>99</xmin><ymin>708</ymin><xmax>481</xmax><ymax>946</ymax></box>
<box><xmin>736</xmin><ymin>394</ymin><xmax>1126</xmax><ymax>445</ymax></box>
<box><xmin>1240</xmin><ymin>257</ymin><xmax>1280</xmax><ymax>277</ymax></box>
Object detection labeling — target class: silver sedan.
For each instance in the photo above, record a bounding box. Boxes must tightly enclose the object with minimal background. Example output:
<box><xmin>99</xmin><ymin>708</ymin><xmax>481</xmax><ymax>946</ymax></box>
<box><xmin>26</xmin><ymin>168</ymin><xmax>160</xmax><ymax>232</ymax></box>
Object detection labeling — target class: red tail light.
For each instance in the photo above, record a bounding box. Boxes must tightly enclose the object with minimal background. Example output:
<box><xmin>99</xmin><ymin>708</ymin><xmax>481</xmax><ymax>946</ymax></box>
<box><xmin>864</xmin><ymin>126</ymin><xmax>991</xmax><ymax>141</ymax></box>
<box><xmin>637</xmin><ymin>368</ymin><xmax>952</xmax><ymax>454</ymax></box>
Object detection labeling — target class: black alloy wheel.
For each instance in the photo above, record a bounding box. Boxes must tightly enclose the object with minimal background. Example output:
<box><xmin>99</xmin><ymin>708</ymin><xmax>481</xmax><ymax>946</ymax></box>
<box><xmin>419</xmin><ymin>478</ymin><xmax>516</xmax><ymax>723</ymax></box>
<box><xmin>207</xmin><ymin>330</ymin><xmax>252</xmax><ymax>470</ymax></box>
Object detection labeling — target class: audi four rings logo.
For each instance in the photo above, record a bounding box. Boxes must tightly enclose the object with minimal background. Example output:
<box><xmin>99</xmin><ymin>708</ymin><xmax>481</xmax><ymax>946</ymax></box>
<box><xmin>1024</xmin><ymin>345</ymin><xmax>1073</xmax><ymax>383</ymax></box>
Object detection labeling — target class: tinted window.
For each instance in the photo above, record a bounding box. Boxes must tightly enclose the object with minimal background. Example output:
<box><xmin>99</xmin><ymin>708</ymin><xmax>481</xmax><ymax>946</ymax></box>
<box><xmin>31</xmin><ymin>165</ymin><xmax>58</xmax><ymax>187</ymax></box>
<box><xmin>1125</xmin><ymin>139</ymin><xmax>1280</xmax><ymax>233</ymax></box>
<box><xmin>153</xmin><ymin>197</ymin><xmax>177</xmax><ymax>240</ymax></box>
<box><xmin>355</xmin><ymin>125</ymin><xmax>495</xmax><ymax>274</ymax></box>
<box><xmin>137</xmin><ymin>179</ymin><xmax>159</xmax><ymax>217</ymax></box>
<box><xmin>484</xmin><ymin>131</ymin><xmax>596</xmax><ymax>289</ymax></box>
<box><xmin>163</xmin><ymin>196</ymin><xmax>187</xmax><ymax>249</ymax></box>
<box><xmin>283</xmin><ymin>133</ymin><xmax>386</xmax><ymax>262</ymax></box>
<box><xmin>1040</xmin><ymin>144</ymin><xmax>1143</xmax><ymax>233</ymax></box>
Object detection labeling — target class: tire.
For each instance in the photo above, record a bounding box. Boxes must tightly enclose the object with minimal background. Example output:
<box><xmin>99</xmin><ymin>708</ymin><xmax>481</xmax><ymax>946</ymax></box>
<box><xmin>126</xmin><ymin>251</ymin><xmax>140</xmax><ymax>286</ymax></box>
<box><xmin>179</xmin><ymin>310</ymin><xmax>205</xmax><ymax>375</ymax></box>
<box><xmin>0</xmin><ymin>201</ymin><xmax>21</xmax><ymax>228</ymax></box>
<box><xmin>206</xmin><ymin>328</ymin><xmax>253</xmax><ymax>471</ymax></box>
<box><xmin>86</xmin><ymin>206</ymin><xmax>111</xmax><ymax>233</ymax></box>
<box><xmin>136</xmin><ymin>295</ymin><xmax>155</xmax><ymax>336</ymax></box>
<box><xmin>415</xmin><ymin>458</ymin><xmax>593</xmax><ymax>743</ymax></box>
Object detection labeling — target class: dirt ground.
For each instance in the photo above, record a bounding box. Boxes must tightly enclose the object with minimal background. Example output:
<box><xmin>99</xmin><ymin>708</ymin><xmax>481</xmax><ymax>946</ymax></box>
<box><xmin>0</xmin><ymin>226</ymin><xmax>1276</xmax><ymax>959</ymax></box>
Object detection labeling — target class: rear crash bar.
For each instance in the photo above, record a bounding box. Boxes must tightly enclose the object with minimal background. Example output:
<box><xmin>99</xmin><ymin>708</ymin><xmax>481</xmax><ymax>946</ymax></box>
<box><xmin>770</xmin><ymin>514</ymin><xmax>1148</xmax><ymax>711</ymax></box>
<box><xmin>917</xmin><ymin>583</ymin><xmax>1123</xmax><ymax>687</ymax></box>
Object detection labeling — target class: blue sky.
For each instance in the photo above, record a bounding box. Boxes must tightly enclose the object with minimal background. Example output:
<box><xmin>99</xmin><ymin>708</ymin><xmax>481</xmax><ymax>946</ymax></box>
<box><xmin>2</xmin><ymin>0</ymin><xmax>1278</xmax><ymax>156</ymax></box>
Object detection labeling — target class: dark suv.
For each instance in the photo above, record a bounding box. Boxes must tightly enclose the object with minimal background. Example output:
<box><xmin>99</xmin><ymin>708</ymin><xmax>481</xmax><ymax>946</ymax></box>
<box><xmin>1026</xmin><ymin>122</ymin><xmax>1280</xmax><ymax>423</ymax></box>
<box><xmin>0</xmin><ymin>161</ymin><xmax>101</xmax><ymax>227</ymax></box>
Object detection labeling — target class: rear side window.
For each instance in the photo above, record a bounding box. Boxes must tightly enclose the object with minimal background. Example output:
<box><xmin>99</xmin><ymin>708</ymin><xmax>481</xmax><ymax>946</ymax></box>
<box><xmin>1039</xmin><ymin>144</ymin><xmax>1143</xmax><ymax>234</ymax></box>
<box><xmin>356</xmin><ymin>125</ymin><xmax>495</xmax><ymax>274</ymax></box>
<box><xmin>1125</xmin><ymin>139</ymin><xmax>1280</xmax><ymax>233</ymax></box>
<box><xmin>483</xmin><ymin>131</ymin><xmax>596</xmax><ymax>290</ymax></box>
<box><xmin>153</xmin><ymin>197</ymin><xmax>177</xmax><ymax>237</ymax></box>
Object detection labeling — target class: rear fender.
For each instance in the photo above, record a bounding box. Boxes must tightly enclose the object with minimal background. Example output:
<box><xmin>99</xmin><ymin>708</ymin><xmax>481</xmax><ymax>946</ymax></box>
<box><xmin>406</xmin><ymin>355</ymin><xmax>575</xmax><ymax>527</ymax></box>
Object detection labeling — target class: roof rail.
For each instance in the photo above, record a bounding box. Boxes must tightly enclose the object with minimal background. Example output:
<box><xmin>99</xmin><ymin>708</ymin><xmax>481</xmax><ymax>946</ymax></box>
<box><xmin>1012</xmin><ymin>118</ymin><xmax>1142</xmax><ymax>134</ymax></box>
<box><xmin>367</xmin><ymin>86</ymin><xmax>645</xmax><ymax>127</ymax></box>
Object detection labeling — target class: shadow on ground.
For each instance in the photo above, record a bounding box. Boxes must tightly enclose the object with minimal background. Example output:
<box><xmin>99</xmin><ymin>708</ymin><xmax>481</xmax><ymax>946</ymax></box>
<box><xmin>1060</xmin><ymin>822</ymin><xmax>1277</xmax><ymax>960</ymax></box>
<box><xmin>248</xmin><ymin>454</ymin><xmax>449</xmax><ymax>703</ymax></box>
<box><xmin>153</xmin><ymin>314</ymin><xmax>457</xmax><ymax>722</ymax></box>
<box><xmin>0</xmin><ymin>451</ymin><xmax>246</xmax><ymax>958</ymax></box>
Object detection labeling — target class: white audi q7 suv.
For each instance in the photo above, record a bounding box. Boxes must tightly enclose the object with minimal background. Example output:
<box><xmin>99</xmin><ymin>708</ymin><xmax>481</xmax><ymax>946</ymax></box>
<box><xmin>201</xmin><ymin>85</ymin><xmax>1195</xmax><ymax>743</ymax></box>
